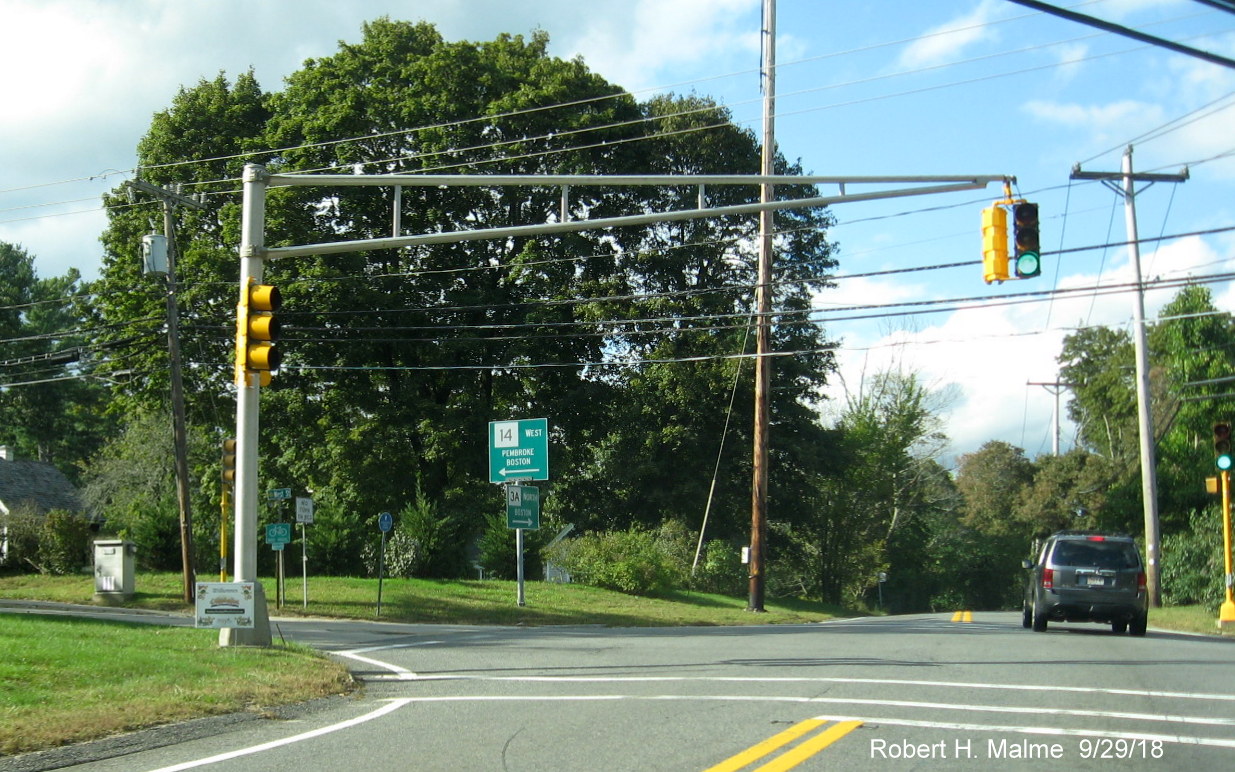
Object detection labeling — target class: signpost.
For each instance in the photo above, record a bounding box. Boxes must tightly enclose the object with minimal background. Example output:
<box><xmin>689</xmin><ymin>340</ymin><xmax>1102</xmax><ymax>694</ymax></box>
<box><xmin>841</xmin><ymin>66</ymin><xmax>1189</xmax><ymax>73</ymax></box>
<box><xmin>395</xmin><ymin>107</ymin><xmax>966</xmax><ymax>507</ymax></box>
<box><xmin>376</xmin><ymin>512</ymin><xmax>392</xmax><ymax>617</ymax></box>
<box><xmin>490</xmin><ymin>419</ymin><xmax>549</xmax><ymax>607</ymax></box>
<box><xmin>295</xmin><ymin>497</ymin><xmax>314</xmax><ymax>608</ymax></box>
<box><xmin>265</xmin><ymin>522</ymin><xmax>291</xmax><ymax>608</ymax></box>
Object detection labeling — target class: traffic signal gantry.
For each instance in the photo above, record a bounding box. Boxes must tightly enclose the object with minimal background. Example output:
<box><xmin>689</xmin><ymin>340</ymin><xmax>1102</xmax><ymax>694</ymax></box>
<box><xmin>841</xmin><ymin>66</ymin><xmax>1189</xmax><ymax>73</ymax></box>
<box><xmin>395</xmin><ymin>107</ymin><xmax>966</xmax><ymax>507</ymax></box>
<box><xmin>981</xmin><ymin>194</ymin><xmax>1041</xmax><ymax>284</ymax></box>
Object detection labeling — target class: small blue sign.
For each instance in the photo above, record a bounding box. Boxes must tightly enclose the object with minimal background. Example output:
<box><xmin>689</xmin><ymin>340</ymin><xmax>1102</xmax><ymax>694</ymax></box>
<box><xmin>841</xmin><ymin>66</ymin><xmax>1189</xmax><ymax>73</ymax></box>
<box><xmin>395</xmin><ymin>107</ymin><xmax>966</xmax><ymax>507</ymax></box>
<box><xmin>378</xmin><ymin>511</ymin><xmax>393</xmax><ymax>532</ymax></box>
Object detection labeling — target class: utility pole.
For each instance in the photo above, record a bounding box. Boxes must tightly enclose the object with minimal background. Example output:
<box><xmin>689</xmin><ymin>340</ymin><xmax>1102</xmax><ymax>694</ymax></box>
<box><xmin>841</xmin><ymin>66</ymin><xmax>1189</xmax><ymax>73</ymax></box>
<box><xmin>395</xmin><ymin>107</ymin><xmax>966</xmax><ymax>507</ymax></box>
<box><xmin>1071</xmin><ymin>146</ymin><xmax>1188</xmax><ymax>608</ymax></box>
<box><xmin>749</xmin><ymin>0</ymin><xmax>776</xmax><ymax>613</ymax></box>
<box><xmin>1028</xmin><ymin>380</ymin><xmax>1071</xmax><ymax>455</ymax></box>
<box><xmin>129</xmin><ymin>179</ymin><xmax>205</xmax><ymax>604</ymax></box>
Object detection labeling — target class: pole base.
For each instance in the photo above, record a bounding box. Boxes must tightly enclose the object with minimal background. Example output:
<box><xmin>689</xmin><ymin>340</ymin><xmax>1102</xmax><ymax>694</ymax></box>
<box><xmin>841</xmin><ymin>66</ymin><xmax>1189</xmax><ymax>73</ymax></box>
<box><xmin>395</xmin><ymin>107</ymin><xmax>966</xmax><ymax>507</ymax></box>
<box><xmin>218</xmin><ymin>583</ymin><xmax>272</xmax><ymax>647</ymax></box>
<box><xmin>1218</xmin><ymin>601</ymin><xmax>1235</xmax><ymax>635</ymax></box>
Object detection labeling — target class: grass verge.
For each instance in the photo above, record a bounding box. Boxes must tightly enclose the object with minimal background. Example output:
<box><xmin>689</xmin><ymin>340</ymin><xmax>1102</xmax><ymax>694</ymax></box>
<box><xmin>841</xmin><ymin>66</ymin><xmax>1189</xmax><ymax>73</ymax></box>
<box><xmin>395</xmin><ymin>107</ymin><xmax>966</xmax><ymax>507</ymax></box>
<box><xmin>0</xmin><ymin>572</ymin><xmax>851</xmax><ymax>626</ymax></box>
<box><xmin>0</xmin><ymin>614</ymin><xmax>352</xmax><ymax>756</ymax></box>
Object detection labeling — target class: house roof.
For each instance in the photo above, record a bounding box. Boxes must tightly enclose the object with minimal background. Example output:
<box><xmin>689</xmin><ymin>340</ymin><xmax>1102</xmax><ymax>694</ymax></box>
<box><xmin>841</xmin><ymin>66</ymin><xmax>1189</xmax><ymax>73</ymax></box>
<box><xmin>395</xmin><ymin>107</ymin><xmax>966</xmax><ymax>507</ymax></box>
<box><xmin>0</xmin><ymin>459</ymin><xmax>85</xmax><ymax>516</ymax></box>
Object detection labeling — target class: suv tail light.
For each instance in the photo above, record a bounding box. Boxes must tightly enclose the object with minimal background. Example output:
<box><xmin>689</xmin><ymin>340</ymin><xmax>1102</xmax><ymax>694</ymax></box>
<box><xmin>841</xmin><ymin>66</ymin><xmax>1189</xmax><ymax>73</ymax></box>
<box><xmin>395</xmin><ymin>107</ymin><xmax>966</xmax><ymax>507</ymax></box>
<box><xmin>1137</xmin><ymin>571</ymin><xmax>1147</xmax><ymax>592</ymax></box>
<box><xmin>1042</xmin><ymin>568</ymin><xmax>1054</xmax><ymax>590</ymax></box>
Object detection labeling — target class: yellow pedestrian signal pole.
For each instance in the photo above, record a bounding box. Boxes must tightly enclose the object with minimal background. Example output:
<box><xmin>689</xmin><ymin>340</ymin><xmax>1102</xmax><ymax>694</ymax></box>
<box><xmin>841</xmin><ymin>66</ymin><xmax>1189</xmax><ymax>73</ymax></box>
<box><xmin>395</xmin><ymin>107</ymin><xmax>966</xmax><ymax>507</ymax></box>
<box><xmin>1212</xmin><ymin>422</ymin><xmax>1235</xmax><ymax>630</ymax></box>
<box><xmin>220</xmin><ymin>438</ymin><xmax>236</xmax><ymax>581</ymax></box>
<box><xmin>1221</xmin><ymin>471</ymin><xmax>1235</xmax><ymax>630</ymax></box>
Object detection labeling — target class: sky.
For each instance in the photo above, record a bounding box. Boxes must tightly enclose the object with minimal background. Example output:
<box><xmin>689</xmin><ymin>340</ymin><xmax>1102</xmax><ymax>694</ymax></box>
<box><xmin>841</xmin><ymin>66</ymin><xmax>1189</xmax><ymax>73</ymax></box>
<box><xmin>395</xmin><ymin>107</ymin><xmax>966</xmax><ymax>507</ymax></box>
<box><xmin>1</xmin><ymin>0</ymin><xmax>1233</xmax><ymax>467</ymax></box>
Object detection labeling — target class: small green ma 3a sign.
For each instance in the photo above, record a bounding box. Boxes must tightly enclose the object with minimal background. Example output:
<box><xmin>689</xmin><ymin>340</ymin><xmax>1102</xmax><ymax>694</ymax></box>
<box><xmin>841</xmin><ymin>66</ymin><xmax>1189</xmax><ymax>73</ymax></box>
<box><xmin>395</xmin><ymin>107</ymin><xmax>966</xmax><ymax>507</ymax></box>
<box><xmin>505</xmin><ymin>485</ymin><xmax>540</xmax><ymax>530</ymax></box>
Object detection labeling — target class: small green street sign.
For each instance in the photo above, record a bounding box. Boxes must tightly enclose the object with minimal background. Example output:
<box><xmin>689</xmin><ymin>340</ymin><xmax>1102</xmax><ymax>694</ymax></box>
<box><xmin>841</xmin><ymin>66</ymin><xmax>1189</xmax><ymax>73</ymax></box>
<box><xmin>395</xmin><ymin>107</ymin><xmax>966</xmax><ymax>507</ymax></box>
<box><xmin>265</xmin><ymin>523</ymin><xmax>291</xmax><ymax>550</ymax></box>
<box><xmin>489</xmin><ymin>418</ymin><xmax>549</xmax><ymax>483</ymax></box>
<box><xmin>268</xmin><ymin>488</ymin><xmax>292</xmax><ymax>501</ymax></box>
<box><xmin>506</xmin><ymin>485</ymin><xmax>540</xmax><ymax>530</ymax></box>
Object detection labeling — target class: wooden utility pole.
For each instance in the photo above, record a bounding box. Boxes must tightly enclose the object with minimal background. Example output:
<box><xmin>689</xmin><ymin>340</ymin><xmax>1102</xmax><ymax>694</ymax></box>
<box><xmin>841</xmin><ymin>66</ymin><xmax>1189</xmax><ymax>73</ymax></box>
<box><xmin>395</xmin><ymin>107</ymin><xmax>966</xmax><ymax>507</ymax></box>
<box><xmin>749</xmin><ymin>0</ymin><xmax>776</xmax><ymax>614</ymax></box>
<box><xmin>129</xmin><ymin>179</ymin><xmax>205</xmax><ymax>604</ymax></box>
<box><xmin>1072</xmin><ymin>146</ymin><xmax>1188</xmax><ymax>608</ymax></box>
<box><xmin>1028</xmin><ymin>380</ymin><xmax>1071</xmax><ymax>456</ymax></box>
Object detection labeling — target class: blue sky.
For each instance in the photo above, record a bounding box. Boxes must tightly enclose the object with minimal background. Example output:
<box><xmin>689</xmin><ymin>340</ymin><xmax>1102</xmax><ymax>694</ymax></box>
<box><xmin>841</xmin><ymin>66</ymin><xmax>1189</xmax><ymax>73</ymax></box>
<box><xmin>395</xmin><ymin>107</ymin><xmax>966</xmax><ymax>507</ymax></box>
<box><xmin>1</xmin><ymin>0</ymin><xmax>1232</xmax><ymax>464</ymax></box>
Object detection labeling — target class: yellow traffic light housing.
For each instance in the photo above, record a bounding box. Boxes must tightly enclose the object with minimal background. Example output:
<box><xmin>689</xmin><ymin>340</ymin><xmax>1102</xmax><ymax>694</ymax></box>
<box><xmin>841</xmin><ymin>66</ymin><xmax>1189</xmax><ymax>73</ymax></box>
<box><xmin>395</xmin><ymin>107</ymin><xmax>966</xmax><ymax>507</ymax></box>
<box><xmin>235</xmin><ymin>280</ymin><xmax>281</xmax><ymax>386</ymax></box>
<box><xmin>221</xmin><ymin>438</ymin><xmax>237</xmax><ymax>485</ymax></box>
<box><xmin>982</xmin><ymin>205</ymin><xmax>1009</xmax><ymax>284</ymax></box>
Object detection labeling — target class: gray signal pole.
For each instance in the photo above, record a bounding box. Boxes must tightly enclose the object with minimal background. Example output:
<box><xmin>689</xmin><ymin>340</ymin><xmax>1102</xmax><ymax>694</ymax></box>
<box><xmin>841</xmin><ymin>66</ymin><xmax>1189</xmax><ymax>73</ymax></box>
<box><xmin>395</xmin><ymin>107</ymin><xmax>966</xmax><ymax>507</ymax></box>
<box><xmin>1072</xmin><ymin>145</ymin><xmax>1188</xmax><ymax>607</ymax></box>
<box><xmin>128</xmin><ymin>179</ymin><xmax>204</xmax><ymax>604</ymax></box>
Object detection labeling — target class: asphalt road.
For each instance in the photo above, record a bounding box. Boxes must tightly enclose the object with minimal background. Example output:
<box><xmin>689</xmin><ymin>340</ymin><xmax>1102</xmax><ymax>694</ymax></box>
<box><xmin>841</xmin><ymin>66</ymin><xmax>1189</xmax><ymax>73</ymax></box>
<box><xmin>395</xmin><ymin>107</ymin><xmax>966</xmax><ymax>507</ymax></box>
<box><xmin>3</xmin><ymin>605</ymin><xmax>1235</xmax><ymax>771</ymax></box>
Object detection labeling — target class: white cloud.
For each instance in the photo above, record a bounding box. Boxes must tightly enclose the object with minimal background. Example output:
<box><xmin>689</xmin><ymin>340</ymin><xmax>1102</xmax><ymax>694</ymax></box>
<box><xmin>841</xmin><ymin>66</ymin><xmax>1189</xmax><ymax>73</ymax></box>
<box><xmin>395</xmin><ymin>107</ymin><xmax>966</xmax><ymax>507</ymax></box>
<box><xmin>567</xmin><ymin>0</ymin><xmax>759</xmax><ymax>92</ymax></box>
<box><xmin>897</xmin><ymin>0</ymin><xmax>1001</xmax><ymax>69</ymax></box>
<box><xmin>822</xmin><ymin>229</ymin><xmax>1235</xmax><ymax>463</ymax></box>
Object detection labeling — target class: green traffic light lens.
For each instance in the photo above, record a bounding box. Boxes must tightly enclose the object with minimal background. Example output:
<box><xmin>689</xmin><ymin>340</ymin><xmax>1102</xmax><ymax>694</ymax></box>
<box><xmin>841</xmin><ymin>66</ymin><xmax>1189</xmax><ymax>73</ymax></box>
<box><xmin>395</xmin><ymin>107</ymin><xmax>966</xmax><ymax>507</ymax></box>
<box><xmin>1219</xmin><ymin>454</ymin><xmax>1232</xmax><ymax>471</ymax></box>
<box><xmin>1015</xmin><ymin>252</ymin><xmax>1041</xmax><ymax>278</ymax></box>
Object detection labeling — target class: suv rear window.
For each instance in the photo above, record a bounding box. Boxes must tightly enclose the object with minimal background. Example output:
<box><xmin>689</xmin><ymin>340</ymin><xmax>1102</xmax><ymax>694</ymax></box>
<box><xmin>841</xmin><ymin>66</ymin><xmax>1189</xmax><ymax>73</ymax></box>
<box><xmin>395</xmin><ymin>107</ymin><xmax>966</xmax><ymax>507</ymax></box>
<box><xmin>1052</xmin><ymin>541</ymin><xmax>1138</xmax><ymax>570</ymax></box>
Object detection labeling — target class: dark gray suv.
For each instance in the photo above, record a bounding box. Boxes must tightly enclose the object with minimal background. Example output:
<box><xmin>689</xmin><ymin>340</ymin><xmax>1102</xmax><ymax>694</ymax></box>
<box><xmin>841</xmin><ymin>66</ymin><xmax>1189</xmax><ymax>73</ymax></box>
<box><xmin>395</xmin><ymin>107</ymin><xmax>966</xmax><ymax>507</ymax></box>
<box><xmin>1022</xmin><ymin>531</ymin><xmax>1148</xmax><ymax>635</ymax></box>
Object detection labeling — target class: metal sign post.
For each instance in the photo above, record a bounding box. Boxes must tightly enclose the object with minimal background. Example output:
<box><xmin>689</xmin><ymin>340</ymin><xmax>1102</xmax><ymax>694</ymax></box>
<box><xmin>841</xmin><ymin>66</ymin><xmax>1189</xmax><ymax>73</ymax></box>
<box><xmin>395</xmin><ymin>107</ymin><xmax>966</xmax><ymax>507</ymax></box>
<box><xmin>376</xmin><ymin>511</ymin><xmax>393</xmax><ymax>617</ymax></box>
<box><xmin>265</xmin><ymin>523</ymin><xmax>291</xmax><ymax>609</ymax></box>
<box><xmin>506</xmin><ymin>484</ymin><xmax>540</xmax><ymax>608</ymax></box>
<box><xmin>295</xmin><ymin>497</ymin><xmax>314</xmax><ymax>609</ymax></box>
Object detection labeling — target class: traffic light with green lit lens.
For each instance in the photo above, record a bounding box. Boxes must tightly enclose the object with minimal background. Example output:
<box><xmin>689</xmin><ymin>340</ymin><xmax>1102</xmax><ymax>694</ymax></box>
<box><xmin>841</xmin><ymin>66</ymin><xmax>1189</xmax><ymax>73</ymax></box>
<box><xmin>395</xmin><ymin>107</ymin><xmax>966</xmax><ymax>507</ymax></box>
<box><xmin>1013</xmin><ymin>202</ymin><xmax>1041</xmax><ymax>278</ymax></box>
<box><xmin>1215</xmin><ymin>422</ymin><xmax>1232</xmax><ymax>471</ymax></box>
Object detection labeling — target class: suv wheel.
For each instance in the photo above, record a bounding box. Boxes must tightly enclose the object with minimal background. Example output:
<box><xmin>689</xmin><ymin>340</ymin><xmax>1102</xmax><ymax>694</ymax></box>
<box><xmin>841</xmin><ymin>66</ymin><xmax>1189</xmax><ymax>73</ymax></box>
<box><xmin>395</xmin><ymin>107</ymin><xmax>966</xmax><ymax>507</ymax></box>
<box><xmin>1022</xmin><ymin>603</ymin><xmax>1032</xmax><ymax>628</ymax></box>
<box><xmin>1129</xmin><ymin>612</ymin><xmax>1148</xmax><ymax>637</ymax></box>
<box><xmin>1111</xmin><ymin>620</ymin><xmax>1128</xmax><ymax>634</ymax></box>
<box><xmin>1031</xmin><ymin>600</ymin><xmax>1048</xmax><ymax>632</ymax></box>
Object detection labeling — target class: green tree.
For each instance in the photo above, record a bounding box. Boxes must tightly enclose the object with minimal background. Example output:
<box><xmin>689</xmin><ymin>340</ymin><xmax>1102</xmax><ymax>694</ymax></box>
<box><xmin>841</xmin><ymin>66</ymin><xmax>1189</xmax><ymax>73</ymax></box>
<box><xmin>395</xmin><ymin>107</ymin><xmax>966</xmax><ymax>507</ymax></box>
<box><xmin>1148</xmin><ymin>285</ymin><xmax>1235</xmax><ymax>532</ymax></box>
<box><xmin>955</xmin><ymin>440</ymin><xmax>1036</xmax><ymax>538</ymax></box>
<box><xmin>1059</xmin><ymin>325</ymin><xmax>1137</xmax><ymax>462</ymax></box>
<box><xmin>1014</xmin><ymin>449</ymin><xmax>1115</xmax><ymax>535</ymax></box>
<box><xmin>0</xmin><ymin>242</ymin><xmax>108</xmax><ymax>475</ymax></box>
<box><xmin>85</xmin><ymin>20</ymin><xmax>842</xmax><ymax>578</ymax></box>
<box><xmin>792</xmin><ymin>371</ymin><xmax>948</xmax><ymax>606</ymax></box>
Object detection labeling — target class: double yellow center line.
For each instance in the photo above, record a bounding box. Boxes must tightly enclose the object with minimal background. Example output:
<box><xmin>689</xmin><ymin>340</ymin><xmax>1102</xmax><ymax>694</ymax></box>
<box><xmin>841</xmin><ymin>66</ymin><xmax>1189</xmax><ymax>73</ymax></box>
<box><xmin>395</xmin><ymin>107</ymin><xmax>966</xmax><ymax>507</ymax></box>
<box><xmin>951</xmin><ymin>610</ymin><xmax>973</xmax><ymax>622</ymax></box>
<box><xmin>705</xmin><ymin>718</ymin><xmax>863</xmax><ymax>771</ymax></box>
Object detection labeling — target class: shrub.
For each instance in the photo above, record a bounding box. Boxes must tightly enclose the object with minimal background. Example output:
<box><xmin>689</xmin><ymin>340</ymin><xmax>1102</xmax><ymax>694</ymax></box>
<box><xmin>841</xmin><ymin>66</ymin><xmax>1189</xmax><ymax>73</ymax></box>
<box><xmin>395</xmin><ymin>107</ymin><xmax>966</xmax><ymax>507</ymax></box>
<box><xmin>690</xmin><ymin>538</ymin><xmax>746</xmax><ymax>596</ymax></box>
<box><xmin>546</xmin><ymin>527</ymin><xmax>685</xmax><ymax>596</ymax></box>
<box><xmin>358</xmin><ymin>489</ymin><xmax>471</xmax><ymax>579</ymax></box>
<box><xmin>477</xmin><ymin>512</ymin><xmax>547</xmax><ymax>580</ymax></box>
<box><xmin>0</xmin><ymin>506</ymin><xmax>42</xmax><ymax>572</ymax></box>
<box><xmin>1161</xmin><ymin>508</ymin><xmax>1225</xmax><ymax>612</ymax></box>
<box><xmin>37</xmin><ymin>510</ymin><xmax>93</xmax><ymax>575</ymax></box>
<box><xmin>0</xmin><ymin>506</ymin><xmax>91</xmax><ymax>575</ymax></box>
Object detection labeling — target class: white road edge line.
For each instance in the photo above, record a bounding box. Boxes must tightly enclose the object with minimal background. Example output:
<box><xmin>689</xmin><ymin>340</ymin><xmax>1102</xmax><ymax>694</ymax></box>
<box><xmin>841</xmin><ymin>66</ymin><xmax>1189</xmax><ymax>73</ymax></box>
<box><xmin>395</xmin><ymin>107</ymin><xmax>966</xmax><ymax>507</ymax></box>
<box><xmin>331</xmin><ymin>641</ymin><xmax>442</xmax><ymax>677</ymax></box>
<box><xmin>388</xmin><ymin>672</ymin><xmax>1235</xmax><ymax>703</ymax></box>
<box><xmin>144</xmin><ymin>698</ymin><xmax>414</xmax><ymax>772</ymax></box>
